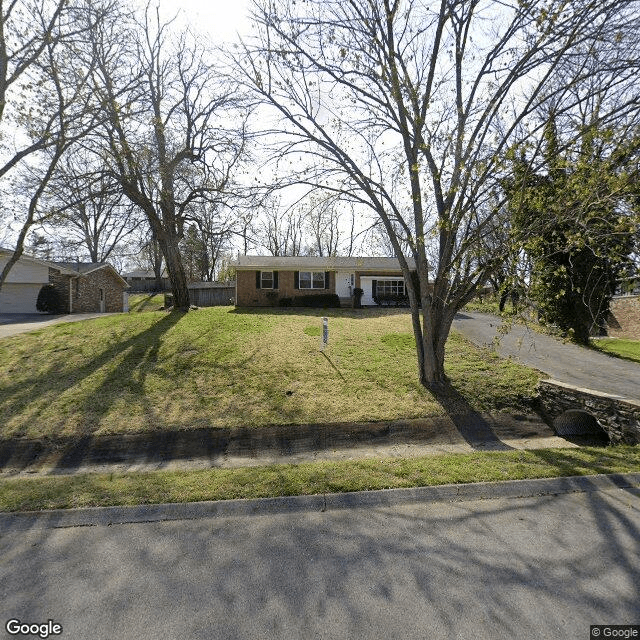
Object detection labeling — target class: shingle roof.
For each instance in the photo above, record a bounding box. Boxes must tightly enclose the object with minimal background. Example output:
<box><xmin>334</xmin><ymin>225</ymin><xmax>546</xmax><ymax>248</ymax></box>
<box><xmin>51</xmin><ymin>261</ymin><xmax>129</xmax><ymax>287</ymax></box>
<box><xmin>0</xmin><ymin>248</ymin><xmax>79</xmax><ymax>275</ymax></box>
<box><xmin>234</xmin><ymin>255</ymin><xmax>415</xmax><ymax>270</ymax></box>
<box><xmin>52</xmin><ymin>261</ymin><xmax>105</xmax><ymax>274</ymax></box>
<box><xmin>122</xmin><ymin>270</ymin><xmax>169</xmax><ymax>279</ymax></box>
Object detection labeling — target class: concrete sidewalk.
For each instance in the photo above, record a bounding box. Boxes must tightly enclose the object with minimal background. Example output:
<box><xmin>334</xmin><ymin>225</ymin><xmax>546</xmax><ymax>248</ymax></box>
<box><xmin>453</xmin><ymin>311</ymin><xmax>640</xmax><ymax>399</ymax></box>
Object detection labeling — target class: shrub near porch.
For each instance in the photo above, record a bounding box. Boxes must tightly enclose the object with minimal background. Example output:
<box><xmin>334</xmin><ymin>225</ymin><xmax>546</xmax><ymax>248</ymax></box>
<box><xmin>0</xmin><ymin>308</ymin><xmax>540</xmax><ymax>439</ymax></box>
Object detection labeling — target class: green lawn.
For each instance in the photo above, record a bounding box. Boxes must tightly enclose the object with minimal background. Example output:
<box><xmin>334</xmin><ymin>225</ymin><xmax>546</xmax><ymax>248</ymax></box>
<box><xmin>128</xmin><ymin>293</ymin><xmax>165</xmax><ymax>312</ymax></box>
<box><xmin>1</xmin><ymin>445</ymin><xmax>638</xmax><ymax>512</ymax></box>
<box><xmin>0</xmin><ymin>306</ymin><xmax>539</xmax><ymax>439</ymax></box>
<box><xmin>591</xmin><ymin>338</ymin><xmax>640</xmax><ymax>364</ymax></box>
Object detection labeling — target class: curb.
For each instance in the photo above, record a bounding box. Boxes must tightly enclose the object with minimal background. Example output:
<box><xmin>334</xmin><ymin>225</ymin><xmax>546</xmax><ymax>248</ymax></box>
<box><xmin>1</xmin><ymin>472</ymin><xmax>639</xmax><ymax>532</ymax></box>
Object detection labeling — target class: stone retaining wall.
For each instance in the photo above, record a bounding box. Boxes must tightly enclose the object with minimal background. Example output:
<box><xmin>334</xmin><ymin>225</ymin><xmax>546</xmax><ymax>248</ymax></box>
<box><xmin>537</xmin><ymin>379</ymin><xmax>640</xmax><ymax>445</ymax></box>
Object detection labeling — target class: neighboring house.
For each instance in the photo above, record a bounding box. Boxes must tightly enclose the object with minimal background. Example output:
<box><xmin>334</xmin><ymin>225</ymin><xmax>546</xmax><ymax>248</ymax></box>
<box><xmin>50</xmin><ymin>261</ymin><xmax>130</xmax><ymax>313</ymax></box>
<box><xmin>122</xmin><ymin>269</ymin><xmax>170</xmax><ymax>292</ymax></box>
<box><xmin>607</xmin><ymin>295</ymin><xmax>640</xmax><ymax>340</ymax></box>
<box><xmin>0</xmin><ymin>248</ymin><xmax>60</xmax><ymax>313</ymax></box>
<box><xmin>0</xmin><ymin>248</ymin><xmax>129</xmax><ymax>313</ymax></box>
<box><xmin>234</xmin><ymin>255</ymin><xmax>418</xmax><ymax>307</ymax></box>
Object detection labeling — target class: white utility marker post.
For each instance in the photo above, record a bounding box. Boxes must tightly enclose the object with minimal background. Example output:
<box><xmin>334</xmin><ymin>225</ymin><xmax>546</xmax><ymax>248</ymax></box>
<box><xmin>321</xmin><ymin>317</ymin><xmax>328</xmax><ymax>351</ymax></box>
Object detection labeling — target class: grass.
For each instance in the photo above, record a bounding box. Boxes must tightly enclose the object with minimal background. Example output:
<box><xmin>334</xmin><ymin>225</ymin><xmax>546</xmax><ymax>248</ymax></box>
<box><xmin>1</xmin><ymin>445</ymin><xmax>638</xmax><ymax>512</ymax></box>
<box><xmin>591</xmin><ymin>338</ymin><xmax>640</xmax><ymax>364</ymax></box>
<box><xmin>0</xmin><ymin>306</ymin><xmax>540</xmax><ymax>440</ymax></box>
<box><xmin>128</xmin><ymin>293</ymin><xmax>165</xmax><ymax>312</ymax></box>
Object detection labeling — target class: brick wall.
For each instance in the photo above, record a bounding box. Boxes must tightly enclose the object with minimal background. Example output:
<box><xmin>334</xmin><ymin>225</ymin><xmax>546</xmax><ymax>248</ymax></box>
<box><xmin>607</xmin><ymin>296</ymin><xmax>640</xmax><ymax>340</ymax></box>
<box><xmin>73</xmin><ymin>268</ymin><xmax>126</xmax><ymax>313</ymax></box>
<box><xmin>236</xmin><ymin>270</ymin><xmax>335</xmax><ymax>306</ymax></box>
<box><xmin>236</xmin><ymin>268</ymin><xmax>425</xmax><ymax>306</ymax></box>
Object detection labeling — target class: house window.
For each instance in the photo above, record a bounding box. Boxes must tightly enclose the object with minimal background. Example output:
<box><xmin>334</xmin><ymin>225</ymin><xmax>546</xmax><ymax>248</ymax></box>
<box><xmin>261</xmin><ymin>271</ymin><xmax>274</xmax><ymax>289</ymax></box>
<box><xmin>376</xmin><ymin>279</ymin><xmax>406</xmax><ymax>295</ymax></box>
<box><xmin>299</xmin><ymin>271</ymin><xmax>325</xmax><ymax>289</ymax></box>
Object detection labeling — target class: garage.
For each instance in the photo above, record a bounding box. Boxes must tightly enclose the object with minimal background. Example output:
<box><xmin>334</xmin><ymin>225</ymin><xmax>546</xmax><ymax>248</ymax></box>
<box><xmin>0</xmin><ymin>282</ymin><xmax>44</xmax><ymax>313</ymax></box>
<box><xmin>359</xmin><ymin>276</ymin><xmax>406</xmax><ymax>306</ymax></box>
<box><xmin>0</xmin><ymin>249</ymin><xmax>52</xmax><ymax>314</ymax></box>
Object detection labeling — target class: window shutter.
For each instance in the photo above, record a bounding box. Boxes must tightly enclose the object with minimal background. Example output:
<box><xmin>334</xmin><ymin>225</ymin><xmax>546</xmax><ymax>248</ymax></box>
<box><xmin>294</xmin><ymin>271</ymin><xmax>299</xmax><ymax>289</ymax></box>
<box><xmin>274</xmin><ymin>271</ymin><xmax>279</xmax><ymax>289</ymax></box>
<box><xmin>372</xmin><ymin>280</ymin><xmax>377</xmax><ymax>297</ymax></box>
<box><xmin>325</xmin><ymin>272</ymin><xmax>330</xmax><ymax>290</ymax></box>
<box><xmin>256</xmin><ymin>271</ymin><xmax>261</xmax><ymax>289</ymax></box>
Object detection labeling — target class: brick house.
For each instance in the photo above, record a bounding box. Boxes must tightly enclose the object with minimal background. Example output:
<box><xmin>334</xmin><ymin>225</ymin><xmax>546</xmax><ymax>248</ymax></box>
<box><xmin>49</xmin><ymin>262</ymin><xmax>129</xmax><ymax>313</ymax></box>
<box><xmin>234</xmin><ymin>255</ymin><xmax>418</xmax><ymax>307</ymax></box>
<box><xmin>607</xmin><ymin>295</ymin><xmax>640</xmax><ymax>340</ymax></box>
<box><xmin>0</xmin><ymin>247</ymin><xmax>129</xmax><ymax>313</ymax></box>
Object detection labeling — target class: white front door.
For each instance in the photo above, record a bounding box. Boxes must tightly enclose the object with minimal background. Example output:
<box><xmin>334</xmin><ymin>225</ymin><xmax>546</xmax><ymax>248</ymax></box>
<box><xmin>360</xmin><ymin>277</ymin><xmax>375</xmax><ymax>305</ymax></box>
<box><xmin>99</xmin><ymin>288</ymin><xmax>105</xmax><ymax>312</ymax></box>
<box><xmin>335</xmin><ymin>271</ymin><xmax>354</xmax><ymax>297</ymax></box>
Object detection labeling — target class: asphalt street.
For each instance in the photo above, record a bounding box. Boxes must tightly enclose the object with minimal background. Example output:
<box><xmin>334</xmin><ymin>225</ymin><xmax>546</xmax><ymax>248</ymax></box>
<box><xmin>1</xmin><ymin>480</ymin><xmax>639</xmax><ymax>640</ymax></box>
<box><xmin>453</xmin><ymin>311</ymin><xmax>640</xmax><ymax>400</ymax></box>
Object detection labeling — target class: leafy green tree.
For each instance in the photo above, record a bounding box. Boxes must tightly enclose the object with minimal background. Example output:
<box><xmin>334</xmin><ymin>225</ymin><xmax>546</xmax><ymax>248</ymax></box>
<box><xmin>507</xmin><ymin>118</ymin><xmax>638</xmax><ymax>343</ymax></box>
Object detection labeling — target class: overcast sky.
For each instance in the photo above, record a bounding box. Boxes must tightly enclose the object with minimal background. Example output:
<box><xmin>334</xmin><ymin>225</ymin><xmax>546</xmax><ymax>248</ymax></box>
<box><xmin>156</xmin><ymin>0</ymin><xmax>253</xmax><ymax>44</ymax></box>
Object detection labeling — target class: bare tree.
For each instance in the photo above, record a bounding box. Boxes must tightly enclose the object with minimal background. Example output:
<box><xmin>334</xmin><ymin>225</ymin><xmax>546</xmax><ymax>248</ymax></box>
<box><xmin>83</xmin><ymin>4</ymin><xmax>248</xmax><ymax>310</ymax></box>
<box><xmin>237</xmin><ymin>0</ymin><xmax>640</xmax><ymax>387</ymax></box>
<box><xmin>40</xmin><ymin>151</ymin><xmax>142</xmax><ymax>262</ymax></box>
<box><xmin>0</xmin><ymin>0</ymin><xmax>110</xmax><ymax>292</ymax></box>
<box><xmin>300</xmin><ymin>190</ymin><xmax>342</xmax><ymax>256</ymax></box>
<box><xmin>130</xmin><ymin>223</ymin><xmax>165</xmax><ymax>290</ymax></box>
<box><xmin>0</xmin><ymin>0</ymin><xmax>67</xmax><ymax>177</ymax></box>
<box><xmin>181</xmin><ymin>204</ymin><xmax>236</xmax><ymax>281</ymax></box>
<box><xmin>260</xmin><ymin>195</ymin><xmax>305</xmax><ymax>256</ymax></box>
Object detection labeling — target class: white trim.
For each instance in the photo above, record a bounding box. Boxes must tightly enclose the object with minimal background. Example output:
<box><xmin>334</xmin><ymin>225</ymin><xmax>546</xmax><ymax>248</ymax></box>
<box><xmin>260</xmin><ymin>270</ymin><xmax>274</xmax><ymax>289</ymax></box>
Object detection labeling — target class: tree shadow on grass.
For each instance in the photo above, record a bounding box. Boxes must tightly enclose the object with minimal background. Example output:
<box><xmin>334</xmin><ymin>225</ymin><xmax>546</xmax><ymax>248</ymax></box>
<box><xmin>0</xmin><ymin>311</ymin><xmax>186</xmax><ymax>443</ymax></box>
<box><xmin>432</xmin><ymin>382</ymin><xmax>515</xmax><ymax>451</ymax></box>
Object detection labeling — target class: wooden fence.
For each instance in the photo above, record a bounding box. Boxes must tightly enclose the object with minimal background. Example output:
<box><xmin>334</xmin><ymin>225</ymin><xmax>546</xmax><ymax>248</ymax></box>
<box><xmin>188</xmin><ymin>284</ymin><xmax>235</xmax><ymax>307</ymax></box>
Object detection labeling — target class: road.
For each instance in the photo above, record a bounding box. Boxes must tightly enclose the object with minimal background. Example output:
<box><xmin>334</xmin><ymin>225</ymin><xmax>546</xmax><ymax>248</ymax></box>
<box><xmin>453</xmin><ymin>311</ymin><xmax>640</xmax><ymax>400</ymax></box>
<box><xmin>1</xmin><ymin>480</ymin><xmax>639</xmax><ymax>640</ymax></box>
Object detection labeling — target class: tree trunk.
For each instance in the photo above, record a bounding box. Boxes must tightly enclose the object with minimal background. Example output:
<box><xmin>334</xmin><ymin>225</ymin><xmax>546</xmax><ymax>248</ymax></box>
<box><xmin>159</xmin><ymin>234</ymin><xmax>190</xmax><ymax>310</ymax></box>
<box><xmin>407</xmin><ymin>283</ymin><xmax>456</xmax><ymax>389</ymax></box>
<box><xmin>420</xmin><ymin>307</ymin><xmax>449</xmax><ymax>387</ymax></box>
<box><xmin>407</xmin><ymin>294</ymin><xmax>449</xmax><ymax>388</ymax></box>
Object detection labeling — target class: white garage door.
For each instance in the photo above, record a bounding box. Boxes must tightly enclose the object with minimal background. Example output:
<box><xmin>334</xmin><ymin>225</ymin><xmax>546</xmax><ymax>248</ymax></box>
<box><xmin>0</xmin><ymin>283</ymin><xmax>42</xmax><ymax>313</ymax></box>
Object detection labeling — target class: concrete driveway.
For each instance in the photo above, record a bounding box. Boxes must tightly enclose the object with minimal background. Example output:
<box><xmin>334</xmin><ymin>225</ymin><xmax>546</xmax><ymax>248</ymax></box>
<box><xmin>0</xmin><ymin>313</ymin><xmax>117</xmax><ymax>339</ymax></box>
<box><xmin>452</xmin><ymin>312</ymin><xmax>640</xmax><ymax>400</ymax></box>
<box><xmin>1</xmin><ymin>478</ymin><xmax>639</xmax><ymax>640</ymax></box>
